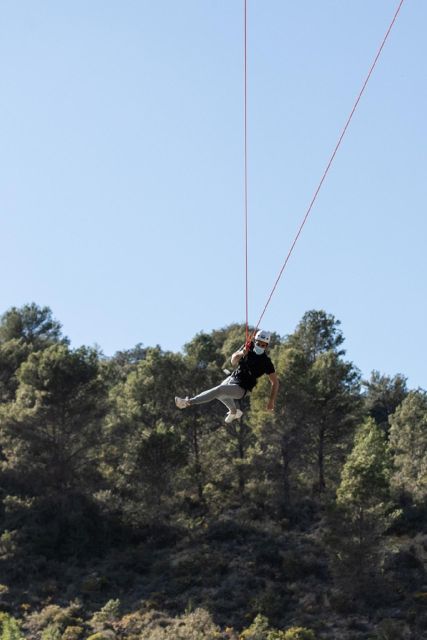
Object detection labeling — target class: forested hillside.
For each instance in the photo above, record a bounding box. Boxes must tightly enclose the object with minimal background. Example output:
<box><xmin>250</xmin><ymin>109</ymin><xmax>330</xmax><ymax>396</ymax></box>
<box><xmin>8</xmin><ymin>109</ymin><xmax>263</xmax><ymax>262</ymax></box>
<box><xmin>0</xmin><ymin>304</ymin><xmax>426</xmax><ymax>640</ymax></box>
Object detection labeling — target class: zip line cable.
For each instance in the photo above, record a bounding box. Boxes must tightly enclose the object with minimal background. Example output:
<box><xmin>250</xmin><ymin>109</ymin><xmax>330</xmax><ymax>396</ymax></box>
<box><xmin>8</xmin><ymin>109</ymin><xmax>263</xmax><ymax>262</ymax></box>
<box><xmin>244</xmin><ymin>0</ymin><xmax>406</xmax><ymax>338</ymax></box>
<box><xmin>243</xmin><ymin>0</ymin><xmax>249</xmax><ymax>344</ymax></box>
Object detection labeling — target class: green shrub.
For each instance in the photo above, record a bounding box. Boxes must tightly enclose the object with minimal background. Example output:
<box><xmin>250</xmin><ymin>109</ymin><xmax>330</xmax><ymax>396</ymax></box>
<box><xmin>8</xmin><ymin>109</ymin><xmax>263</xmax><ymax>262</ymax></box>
<box><xmin>24</xmin><ymin>602</ymin><xmax>83</xmax><ymax>638</ymax></box>
<box><xmin>240</xmin><ymin>614</ymin><xmax>270</xmax><ymax>640</ymax></box>
<box><xmin>280</xmin><ymin>628</ymin><xmax>315</xmax><ymax>640</ymax></box>
<box><xmin>89</xmin><ymin>600</ymin><xmax>120</xmax><ymax>630</ymax></box>
<box><xmin>86</xmin><ymin>633</ymin><xmax>116</xmax><ymax>640</ymax></box>
<box><xmin>61</xmin><ymin>626</ymin><xmax>84</xmax><ymax>640</ymax></box>
<box><xmin>41</xmin><ymin>624</ymin><xmax>62</xmax><ymax>640</ymax></box>
<box><xmin>138</xmin><ymin>608</ymin><xmax>221</xmax><ymax>639</ymax></box>
<box><xmin>240</xmin><ymin>618</ymin><xmax>316</xmax><ymax>640</ymax></box>
<box><xmin>0</xmin><ymin>615</ymin><xmax>24</xmax><ymax>640</ymax></box>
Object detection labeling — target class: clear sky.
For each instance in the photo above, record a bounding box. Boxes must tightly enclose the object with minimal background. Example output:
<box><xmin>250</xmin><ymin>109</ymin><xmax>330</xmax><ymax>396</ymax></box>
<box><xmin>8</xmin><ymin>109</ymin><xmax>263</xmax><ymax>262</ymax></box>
<box><xmin>1</xmin><ymin>1</ymin><xmax>426</xmax><ymax>390</ymax></box>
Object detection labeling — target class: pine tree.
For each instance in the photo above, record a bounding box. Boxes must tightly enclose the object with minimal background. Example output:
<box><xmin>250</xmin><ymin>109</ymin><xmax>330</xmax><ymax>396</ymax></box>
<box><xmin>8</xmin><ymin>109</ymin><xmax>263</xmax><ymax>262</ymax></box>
<box><xmin>0</xmin><ymin>344</ymin><xmax>107</xmax><ymax>497</ymax></box>
<box><xmin>0</xmin><ymin>304</ymin><xmax>67</xmax><ymax>403</ymax></box>
<box><xmin>103</xmin><ymin>347</ymin><xmax>189</xmax><ymax>521</ymax></box>
<box><xmin>328</xmin><ymin>418</ymin><xmax>393</xmax><ymax>605</ymax></box>
<box><xmin>389</xmin><ymin>390</ymin><xmax>427</xmax><ymax>505</ymax></box>
<box><xmin>363</xmin><ymin>370</ymin><xmax>408</xmax><ymax>434</ymax></box>
<box><xmin>0</xmin><ymin>344</ymin><xmax>108</xmax><ymax>556</ymax></box>
<box><xmin>250</xmin><ymin>311</ymin><xmax>361</xmax><ymax>513</ymax></box>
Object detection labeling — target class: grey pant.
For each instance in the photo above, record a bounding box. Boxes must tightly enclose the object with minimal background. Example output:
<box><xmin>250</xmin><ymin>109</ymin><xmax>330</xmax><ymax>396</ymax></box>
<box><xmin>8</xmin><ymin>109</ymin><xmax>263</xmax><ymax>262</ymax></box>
<box><xmin>189</xmin><ymin>377</ymin><xmax>246</xmax><ymax>412</ymax></box>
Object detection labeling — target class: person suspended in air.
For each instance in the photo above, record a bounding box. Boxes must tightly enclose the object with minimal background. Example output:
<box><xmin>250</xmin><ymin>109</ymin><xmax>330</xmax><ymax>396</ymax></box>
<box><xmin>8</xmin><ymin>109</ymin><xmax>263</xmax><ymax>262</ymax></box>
<box><xmin>175</xmin><ymin>329</ymin><xmax>279</xmax><ymax>424</ymax></box>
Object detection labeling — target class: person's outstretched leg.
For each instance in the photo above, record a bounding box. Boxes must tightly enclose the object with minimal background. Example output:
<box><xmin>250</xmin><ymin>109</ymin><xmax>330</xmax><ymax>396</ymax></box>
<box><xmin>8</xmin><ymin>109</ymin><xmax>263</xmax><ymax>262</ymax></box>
<box><xmin>175</xmin><ymin>380</ymin><xmax>245</xmax><ymax>416</ymax></box>
<box><xmin>190</xmin><ymin>382</ymin><xmax>244</xmax><ymax>411</ymax></box>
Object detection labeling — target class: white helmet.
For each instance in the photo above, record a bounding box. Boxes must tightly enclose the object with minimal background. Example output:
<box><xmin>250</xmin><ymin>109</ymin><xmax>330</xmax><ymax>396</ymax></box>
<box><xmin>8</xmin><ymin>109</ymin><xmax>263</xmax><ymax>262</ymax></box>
<box><xmin>254</xmin><ymin>329</ymin><xmax>271</xmax><ymax>345</ymax></box>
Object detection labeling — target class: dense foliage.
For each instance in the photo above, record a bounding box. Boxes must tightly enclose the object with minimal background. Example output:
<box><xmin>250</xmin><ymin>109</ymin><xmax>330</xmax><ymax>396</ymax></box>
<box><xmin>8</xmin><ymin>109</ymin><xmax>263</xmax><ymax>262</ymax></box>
<box><xmin>0</xmin><ymin>304</ymin><xmax>426</xmax><ymax>640</ymax></box>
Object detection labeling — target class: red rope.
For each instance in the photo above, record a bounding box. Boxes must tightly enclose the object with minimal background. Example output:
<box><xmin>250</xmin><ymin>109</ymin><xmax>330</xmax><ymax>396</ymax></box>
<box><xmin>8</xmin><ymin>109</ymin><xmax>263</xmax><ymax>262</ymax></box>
<box><xmin>253</xmin><ymin>0</ymin><xmax>406</xmax><ymax>332</ymax></box>
<box><xmin>244</xmin><ymin>0</ymin><xmax>249</xmax><ymax>343</ymax></box>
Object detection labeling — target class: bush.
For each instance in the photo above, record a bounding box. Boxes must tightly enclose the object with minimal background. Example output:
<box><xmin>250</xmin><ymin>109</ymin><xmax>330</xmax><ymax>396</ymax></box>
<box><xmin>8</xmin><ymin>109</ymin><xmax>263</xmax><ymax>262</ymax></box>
<box><xmin>0</xmin><ymin>530</ymin><xmax>19</xmax><ymax>560</ymax></box>
<box><xmin>0</xmin><ymin>615</ymin><xmax>24</xmax><ymax>640</ymax></box>
<box><xmin>0</xmin><ymin>585</ymin><xmax>9</xmax><ymax>597</ymax></box>
<box><xmin>250</xmin><ymin>588</ymin><xmax>288</xmax><ymax>624</ymax></box>
<box><xmin>138</xmin><ymin>608</ymin><xmax>221</xmax><ymax>639</ymax></box>
<box><xmin>89</xmin><ymin>600</ymin><xmax>121</xmax><ymax>630</ymax></box>
<box><xmin>240</xmin><ymin>614</ymin><xmax>270</xmax><ymax>640</ymax></box>
<box><xmin>280</xmin><ymin>628</ymin><xmax>316</xmax><ymax>640</ymax></box>
<box><xmin>41</xmin><ymin>624</ymin><xmax>62</xmax><ymax>640</ymax></box>
<box><xmin>241</xmin><ymin>618</ymin><xmax>316</xmax><ymax>640</ymax></box>
<box><xmin>61</xmin><ymin>626</ymin><xmax>84</xmax><ymax>640</ymax></box>
<box><xmin>267</xmin><ymin>629</ymin><xmax>316</xmax><ymax>640</ymax></box>
<box><xmin>24</xmin><ymin>602</ymin><xmax>83</xmax><ymax>638</ymax></box>
<box><xmin>86</xmin><ymin>633</ymin><xmax>116</xmax><ymax>640</ymax></box>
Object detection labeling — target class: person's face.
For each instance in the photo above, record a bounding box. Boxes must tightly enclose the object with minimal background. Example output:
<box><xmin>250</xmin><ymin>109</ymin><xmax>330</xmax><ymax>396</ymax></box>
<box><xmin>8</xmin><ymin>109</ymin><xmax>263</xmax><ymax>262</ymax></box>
<box><xmin>255</xmin><ymin>340</ymin><xmax>268</xmax><ymax>350</ymax></box>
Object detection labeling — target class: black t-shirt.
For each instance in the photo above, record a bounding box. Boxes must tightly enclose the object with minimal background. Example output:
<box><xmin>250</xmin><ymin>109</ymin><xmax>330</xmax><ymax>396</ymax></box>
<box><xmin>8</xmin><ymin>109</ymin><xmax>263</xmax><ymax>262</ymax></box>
<box><xmin>231</xmin><ymin>348</ymin><xmax>275</xmax><ymax>391</ymax></box>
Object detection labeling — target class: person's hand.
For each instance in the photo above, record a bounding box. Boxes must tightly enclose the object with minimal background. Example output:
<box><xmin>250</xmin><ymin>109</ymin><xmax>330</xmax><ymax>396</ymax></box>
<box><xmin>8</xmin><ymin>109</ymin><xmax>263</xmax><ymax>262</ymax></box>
<box><xmin>266</xmin><ymin>399</ymin><xmax>275</xmax><ymax>412</ymax></box>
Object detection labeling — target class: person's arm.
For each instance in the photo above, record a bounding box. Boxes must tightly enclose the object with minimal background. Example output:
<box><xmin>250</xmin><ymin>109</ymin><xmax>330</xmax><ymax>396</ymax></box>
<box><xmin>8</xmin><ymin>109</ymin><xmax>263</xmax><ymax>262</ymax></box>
<box><xmin>230</xmin><ymin>342</ymin><xmax>249</xmax><ymax>367</ymax></box>
<box><xmin>231</xmin><ymin>349</ymin><xmax>245</xmax><ymax>367</ymax></box>
<box><xmin>266</xmin><ymin>372</ymin><xmax>279</xmax><ymax>411</ymax></box>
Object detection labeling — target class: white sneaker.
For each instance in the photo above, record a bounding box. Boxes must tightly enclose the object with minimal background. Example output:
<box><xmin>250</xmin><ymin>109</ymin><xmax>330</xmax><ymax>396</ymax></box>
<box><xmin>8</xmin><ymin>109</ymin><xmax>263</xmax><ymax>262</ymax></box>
<box><xmin>224</xmin><ymin>409</ymin><xmax>243</xmax><ymax>424</ymax></box>
<box><xmin>175</xmin><ymin>396</ymin><xmax>190</xmax><ymax>409</ymax></box>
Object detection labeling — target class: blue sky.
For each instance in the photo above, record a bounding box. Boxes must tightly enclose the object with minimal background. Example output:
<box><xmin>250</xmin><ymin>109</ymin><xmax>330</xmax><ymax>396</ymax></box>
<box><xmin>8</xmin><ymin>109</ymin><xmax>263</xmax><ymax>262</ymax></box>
<box><xmin>1</xmin><ymin>1</ymin><xmax>426</xmax><ymax>390</ymax></box>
